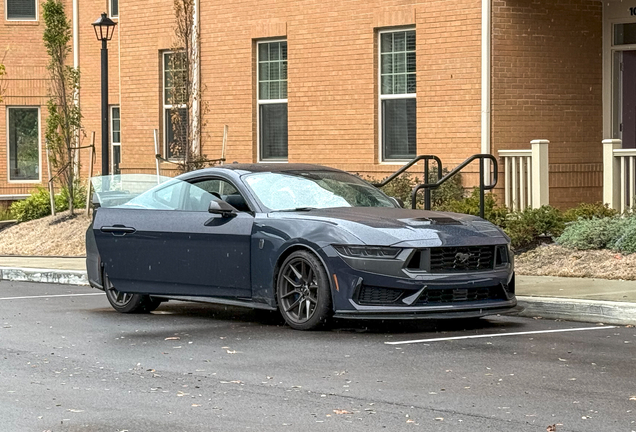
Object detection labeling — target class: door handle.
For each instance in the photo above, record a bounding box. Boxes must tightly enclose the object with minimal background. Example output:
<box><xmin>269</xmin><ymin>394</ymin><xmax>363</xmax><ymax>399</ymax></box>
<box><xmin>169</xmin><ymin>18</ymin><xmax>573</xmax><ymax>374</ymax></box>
<box><xmin>101</xmin><ymin>225</ymin><xmax>136</xmax><ymax>236</ymax></box>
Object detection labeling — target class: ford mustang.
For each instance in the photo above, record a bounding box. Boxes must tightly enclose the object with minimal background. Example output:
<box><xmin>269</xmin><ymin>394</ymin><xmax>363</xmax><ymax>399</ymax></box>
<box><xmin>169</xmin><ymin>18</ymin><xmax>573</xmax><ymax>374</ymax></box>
<box><xmin>86</xmin><ymin>164</ymin><xmax>517</xmax><ymax>330</ymax></box>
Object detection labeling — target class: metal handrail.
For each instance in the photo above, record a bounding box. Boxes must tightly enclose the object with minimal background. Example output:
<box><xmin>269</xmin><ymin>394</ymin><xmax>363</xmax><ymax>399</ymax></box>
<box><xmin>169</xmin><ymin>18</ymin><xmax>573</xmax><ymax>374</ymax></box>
<box><xmin>372</xmin><ymin>155</ymin><xmax>443</xmax><ymax>210</ymax></box>
<box><xmin>412</xmin><ymin>154</ymin><xmax>498</xmax><ymax>218</ymax></box>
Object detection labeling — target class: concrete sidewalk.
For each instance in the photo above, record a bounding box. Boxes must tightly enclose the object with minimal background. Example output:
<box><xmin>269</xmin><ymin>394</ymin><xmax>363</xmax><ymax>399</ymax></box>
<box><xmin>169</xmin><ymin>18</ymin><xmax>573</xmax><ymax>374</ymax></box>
<box><xmin>1</xmin><ymin>256</ymin><xmax>635</xmax><ymax>326</ymax></box>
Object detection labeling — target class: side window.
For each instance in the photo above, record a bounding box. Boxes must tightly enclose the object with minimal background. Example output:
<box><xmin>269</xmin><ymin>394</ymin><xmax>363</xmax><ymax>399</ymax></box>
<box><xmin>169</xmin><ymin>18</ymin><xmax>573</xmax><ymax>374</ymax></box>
<box><xmin>191</xmin><ymin>179</ymin><xmax>251</xmax><ymax>212</ymax></box>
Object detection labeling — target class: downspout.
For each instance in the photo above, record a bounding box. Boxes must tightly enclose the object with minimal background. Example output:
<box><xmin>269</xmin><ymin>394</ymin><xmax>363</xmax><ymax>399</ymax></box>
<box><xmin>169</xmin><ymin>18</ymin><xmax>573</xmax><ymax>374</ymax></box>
<box><xmin>191</xmin><ymin>0</ymin><xmax>201</xmax><ymax>155</ymax></box>
<box><xmin>481</xmin><ymin>0</ymin><xmax>491</xmax><ymax>172</ymax></box>
<box><xmin>72</xmin><ymin>0</ymin><xmax>80</xmax><ymax>178</ymax></box>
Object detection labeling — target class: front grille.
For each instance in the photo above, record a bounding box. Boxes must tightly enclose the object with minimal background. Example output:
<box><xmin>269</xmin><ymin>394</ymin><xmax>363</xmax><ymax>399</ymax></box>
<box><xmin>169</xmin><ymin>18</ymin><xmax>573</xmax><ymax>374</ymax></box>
<box><xmin>430</xmin><ymin>246</ymin><xmax>495</xmax><ymax>272</ymax></box>
<box><xmin>357</xmin><ymin>285</ymin><xmax>404</xmax><ymax>305</ymax></box>
<box><xmin>416</xmin><ymin>285</ymin><xmax>505</xmax><ymax>305</ymax></box>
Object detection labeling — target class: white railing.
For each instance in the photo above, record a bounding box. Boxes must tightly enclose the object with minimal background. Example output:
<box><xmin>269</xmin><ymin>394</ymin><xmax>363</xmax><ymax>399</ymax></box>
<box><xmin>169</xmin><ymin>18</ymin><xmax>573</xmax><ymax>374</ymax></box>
<box><xmin>603</xmin><ymin>139</ymin><xmax>636</xmax><ymax>212</ymax></box>
<box><xmin>498</xmin><ymin>140</ymin><xmax>549</xmax><ymax>211</ymax></box>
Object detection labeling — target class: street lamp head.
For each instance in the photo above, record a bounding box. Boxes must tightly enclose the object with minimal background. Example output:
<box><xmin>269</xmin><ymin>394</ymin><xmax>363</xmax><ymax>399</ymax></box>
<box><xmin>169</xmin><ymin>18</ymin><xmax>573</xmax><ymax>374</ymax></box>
<box><xmin>92</xmin><ymin>12</ymin><xmax>117</xmax><ymax>42</ymax></box>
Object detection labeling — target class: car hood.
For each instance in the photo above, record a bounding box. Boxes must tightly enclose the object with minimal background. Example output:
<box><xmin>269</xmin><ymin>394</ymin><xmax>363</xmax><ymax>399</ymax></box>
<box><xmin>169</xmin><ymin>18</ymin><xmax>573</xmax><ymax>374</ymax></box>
<box><xmin>269</xmin><ymin>207</ymin><xmax>508</xmax><ymax>247</ymax></box>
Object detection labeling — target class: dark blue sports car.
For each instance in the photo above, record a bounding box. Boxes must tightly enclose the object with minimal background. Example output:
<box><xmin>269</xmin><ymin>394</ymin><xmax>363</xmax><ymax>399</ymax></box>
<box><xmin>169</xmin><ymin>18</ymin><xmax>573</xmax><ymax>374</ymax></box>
<box><xmin>86</xmin><ymin>164</ymin><xmax>516</xmax><ymax>330</ymax></box>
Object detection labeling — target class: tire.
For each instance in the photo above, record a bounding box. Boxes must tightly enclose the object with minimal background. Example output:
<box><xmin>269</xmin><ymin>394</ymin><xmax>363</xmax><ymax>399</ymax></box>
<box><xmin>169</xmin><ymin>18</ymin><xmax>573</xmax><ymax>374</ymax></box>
<box><xmin>103</xmin><ymin>270</ymin><xmax>162</xmax><ymax>314</ymax></box>
<box><xmin>276</xmin><ymin>250</ymin><xmax>332</xmax><ymax>330</ymax></box>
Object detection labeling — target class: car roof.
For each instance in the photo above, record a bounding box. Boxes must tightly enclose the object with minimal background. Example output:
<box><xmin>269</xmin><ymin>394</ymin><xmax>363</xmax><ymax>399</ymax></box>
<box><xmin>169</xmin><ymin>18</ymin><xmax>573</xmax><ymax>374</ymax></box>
<box><xmin>211</xmin><ymin>163</ymin><xmax>344</xmax><ymax>175</ymax></box>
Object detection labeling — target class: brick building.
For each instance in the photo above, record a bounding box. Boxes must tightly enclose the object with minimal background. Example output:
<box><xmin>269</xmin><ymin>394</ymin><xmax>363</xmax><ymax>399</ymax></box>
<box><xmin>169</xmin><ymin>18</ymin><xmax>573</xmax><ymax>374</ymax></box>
<box><xmin>0</xmin><ymin>0</ymin><xmax>633</xmax><ymax>209</ymax></box>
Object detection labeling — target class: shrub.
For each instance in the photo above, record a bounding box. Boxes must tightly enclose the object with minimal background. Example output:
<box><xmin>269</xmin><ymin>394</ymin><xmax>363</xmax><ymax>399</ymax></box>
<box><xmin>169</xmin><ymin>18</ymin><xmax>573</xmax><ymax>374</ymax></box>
<box><xmin>611</xmin><ymin>216</ymin><xmax>636</xmax><ymax>254</ymax></box>
<box><xmin>563</xmin><ymin>202</ymin><xmax>619</xmax><ymax>222</ymax></box>
<box><xmin>10</xmin><ymin>184</ymin><xmax>87</xmax><ymax>222</ymax></box>
<box><xmin>370</xmin><ymin>167</ymin><xmax>464</xmax><ymax>210</ymax></box>
<box><xmin>556</xmin><ymin>216</ymin><xmax>625</xmax><ymax>250</ymax></box>
<box><xmin>436</xmin><ymin>187</ymin><xmax>509</xmax><ymax>227</ymax></box>
<box><xmin>503</xmin><ymin>205</ymin><xmax>566</xmax><ymax>250</ymax></box>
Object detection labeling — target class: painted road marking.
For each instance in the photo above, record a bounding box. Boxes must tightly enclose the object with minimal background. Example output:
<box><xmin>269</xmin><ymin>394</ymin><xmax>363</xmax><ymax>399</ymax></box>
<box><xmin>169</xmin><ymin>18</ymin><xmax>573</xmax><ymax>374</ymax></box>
<box><xmin>0</xmin><ymin>293</ymin><xmax>105</xmax><ymax>300</ymax></box>
<box><xmin>385</xmin><ymin>325</ymin><xmax>619</xmax><ymax>345</ymax></box>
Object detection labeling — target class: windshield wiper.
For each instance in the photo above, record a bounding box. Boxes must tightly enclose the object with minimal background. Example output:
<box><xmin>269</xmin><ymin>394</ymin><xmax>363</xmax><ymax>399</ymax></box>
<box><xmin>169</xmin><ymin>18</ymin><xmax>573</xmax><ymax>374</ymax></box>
<box><xmin>272</xmin><ymin>207</ymin><xmax>318</xmax><ymax>212</ymax></box>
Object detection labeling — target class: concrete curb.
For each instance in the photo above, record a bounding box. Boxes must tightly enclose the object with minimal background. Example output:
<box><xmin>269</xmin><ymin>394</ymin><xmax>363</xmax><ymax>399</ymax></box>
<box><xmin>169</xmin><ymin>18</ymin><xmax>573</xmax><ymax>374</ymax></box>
<box><xmin>0</xmin><ymin>267</ymin><xmax>89</xmax><ymax>286</ymax></box>
<box><xmin>517</xmin><ymin>296</ymin><xmax>636</xmax><ymax>326</ymax></box>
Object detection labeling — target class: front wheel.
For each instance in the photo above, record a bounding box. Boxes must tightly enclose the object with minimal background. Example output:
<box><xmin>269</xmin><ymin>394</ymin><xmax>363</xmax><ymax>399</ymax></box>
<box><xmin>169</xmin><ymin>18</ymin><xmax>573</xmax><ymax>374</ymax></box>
<box><xmin>276</xmin><ymin>250</ymin><xmax>332</xmax><ymax>330</ymax></box>
<box><xmin>103</xmin><ymin>270</ymin><xmax>162</xmax><ymax>313</ymax></box>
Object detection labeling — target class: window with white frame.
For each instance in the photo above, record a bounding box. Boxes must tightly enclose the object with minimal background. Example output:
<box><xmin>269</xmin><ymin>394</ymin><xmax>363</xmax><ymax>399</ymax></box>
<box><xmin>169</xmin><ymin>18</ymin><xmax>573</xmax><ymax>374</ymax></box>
<box><xmin>379</xmin><ymin>29</ymin><xmax>416</xmax><ymax>161</ymax></box>
<box><xmin>163</xmin><ymin>51</ymin><xmax>188</xmax><ymax>159</ymax></box>
<box><xmin>109</xmin><ymin>0</ymin><xmax>118</xmax><ymax>18</ymax></box>
<box><xmin>7</xmin><ymin>107</ymin><xmax>40</xmax><ymax>181</ymax></box>
<box><xmin>258</xmin><ymin>40</ymin><xmax>288</xmax><ymax>161</ymax></box>
<box><xmin>6</xmin><ymin>0</ymin><xmax>37</xmax><ymax>20</ymax></box>
<box><xmin>111</xmin><ymin>105</ymin><xmax>121</xmax><ymax>174</ymax></box>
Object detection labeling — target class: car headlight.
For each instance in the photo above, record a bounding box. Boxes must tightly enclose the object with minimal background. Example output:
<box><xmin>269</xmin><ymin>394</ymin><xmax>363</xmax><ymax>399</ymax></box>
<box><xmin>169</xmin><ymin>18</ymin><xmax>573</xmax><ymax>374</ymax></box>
<box><xmin>334</xmin><ymin>245</ymin><xmax>402</xmax><ymax>259</ymax></box>
<box><xmin>495</xmin><ymin>245</ymin><xmax>511</xmax><ymax>268</ymax></box>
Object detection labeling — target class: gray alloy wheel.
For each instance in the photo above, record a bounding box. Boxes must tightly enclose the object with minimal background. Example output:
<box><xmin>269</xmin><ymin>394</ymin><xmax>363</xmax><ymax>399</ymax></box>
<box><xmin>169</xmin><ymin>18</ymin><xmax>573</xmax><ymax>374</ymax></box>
<box><xmin>103</xmin><ymin>270</ymin><xmax>162</xmax><ymax>314</ymax></box>
<box><xmin>276</xmin><ymin>250</ymin><xmax>332</xmax><ymax>330</ymax></box>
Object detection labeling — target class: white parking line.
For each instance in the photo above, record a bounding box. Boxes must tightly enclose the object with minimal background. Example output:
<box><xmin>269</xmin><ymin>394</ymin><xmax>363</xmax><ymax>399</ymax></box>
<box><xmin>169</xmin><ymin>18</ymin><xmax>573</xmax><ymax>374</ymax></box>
<box><xmin>0</xmin><ymin>293</ymin><xmax>105</xmax><ymax>300</ymax></box>
<box><xmin>385</xmin><ymin>325</ymin><xmax>619</xmax><ymax>345</ymax></box>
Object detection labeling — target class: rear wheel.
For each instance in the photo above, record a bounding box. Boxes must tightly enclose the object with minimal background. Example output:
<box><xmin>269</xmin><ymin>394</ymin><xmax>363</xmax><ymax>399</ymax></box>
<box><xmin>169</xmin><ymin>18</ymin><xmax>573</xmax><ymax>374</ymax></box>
<box><xmin>103</xmin><ymin>270</ymin><xmax>162</xmax><ymax>313</ymax></box>
<box><xmin>276</xmin><ymin>250</ymin><xmax>332</xmax><ymax>330</ymax></box>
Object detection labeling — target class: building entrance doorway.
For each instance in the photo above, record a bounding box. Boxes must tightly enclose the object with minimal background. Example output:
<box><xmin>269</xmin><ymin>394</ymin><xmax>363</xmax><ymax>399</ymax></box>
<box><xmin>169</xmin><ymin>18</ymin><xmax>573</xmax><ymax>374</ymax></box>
<box><xmin>614</xmin><ymin>50</ymin><xmax>636</xmax><ymax>149</ymax></box>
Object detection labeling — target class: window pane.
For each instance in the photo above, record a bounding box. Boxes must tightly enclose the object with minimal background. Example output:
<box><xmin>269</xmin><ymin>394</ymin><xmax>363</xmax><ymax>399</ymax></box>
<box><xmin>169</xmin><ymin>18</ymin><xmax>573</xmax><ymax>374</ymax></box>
<box><xmin>259</xmin><ymin>43</ymin><xmax>269</xmax><ymax>62</ymax></box>
<box><xmin>407</xmin><ymin>52</ymin><xmax>416</xmax><ymax>73</ymax></box>
<box><xmin>381</xmin><ymin>53</ymin><xmax>392</xmax><ymax>74</ymax></box>
<box><xmin>165</xmin><ymin>108</ymin><xmax>188</xmax><ymax>159</ymax></box>
<box><xmin>270</xmin><ymin>81</ymin><xmax>280</xmax><ymax>99</ymax></box>
<box><xmin>112</xmin><ymin>145</ymin><xmax>121</xmax><ymax>175</ymax></box>
<box><xmin>394</xmin><ymin>74</ymin><xmax>406</xmax><ymax>94</ymax></box>
<box><xmin>8</xmin><ymin>108</ymin><xmax>40</xmax><ymax>181</ymax></box>
<box><xmin>7</xmin><ymin>0</ymin><xmax>36</xmax><ymax>19</ymax></box>
<box><xmin>406</xmin><ymin>31</ymin><xmax>416</xmax><ymax>51</ymax></box>
<box><xmin>381</xmin><ymin>33</ymin><xmax>393</xmax><ymax>53</ymax></box>
<box><xmin>614</xmin><ymin>23</ymin><xmax>636</xmax><ymax>46</ymax></box>
<box><xmin>394</xmin><ymin>32</ymin><xmax>405</xmax><ymax>51</ymax></box>
<box><xmin>110</xmin><ymin>0</ymin><xmax>119</xmax><ymax>17</ymax></box>
<box><xmin>382</xmin><ymin>99</ymin><xmax>416</xmax><ymax>160</ymax></box>
<box><xmin>260</xmin><ymin>103</ymin><xmax>288</xmax><ymax>160</ymax></box>
<box><xmin>258</xmin><ymin>41</ymin><xmax>288</xmax><ymax>101</ymax></box>
<box><xmin>259</xmin><ymin>82</ymin><xmax>269</xmax><ymax>100</ymax></box>
<box><xmin>111</xmin><ymin>106</ymin><xmax>121</xmax><ymax>144</ymax></box>
<box><xmin>259</xmin><ymin>62</ymin><xmax>269</xmax><ymax>81</ymax></box>
<box><xmin>271</xmin><ymin>43</ymin><xmax>280</xmax><ymax>61</ymax></box>
<box><xmin>407</xmin><ymin>74</ymin><xmax>416</xmax><ymax>93</ymax></box>
<box><xmin>380</xmin><ymin>30</ymin><xmax>415</xmax><ymax>96</ymax></box>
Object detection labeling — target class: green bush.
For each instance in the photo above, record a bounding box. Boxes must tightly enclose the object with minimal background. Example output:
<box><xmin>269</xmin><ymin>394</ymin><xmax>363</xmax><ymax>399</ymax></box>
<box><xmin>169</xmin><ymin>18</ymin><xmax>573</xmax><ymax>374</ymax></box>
<box><xmin>563</xmin><ymin>202</ymin><xmax>619</xmax><ymax>222</ymax></box>
<box><xmin>504</xmin><ymin>206</ymin><xmax>566</xmax><ymax>250</ymax></box>
<box><xmin>557</xmin><ymin>216</ymin><xmax>626</xmax><ymax>250</ymax></box>
<box><xmin>0</xmin><ymin>207</ymin><xmax>13</xmax><ymax>221</ymax></box>
<box><xmin>370</xmin><ymin>167</ymin><xmax>464</xmax><ymax>210</ymax></box>
<box><xmin>9</xmin><ymin>184</ymin><xmax>87</xmax><ymax>222</ymax></box>
<box><xmin>611</xmin><ymin>216</ymin><xmax>636</xmax><ymax>254</ymax></box>
<box><xmin>436</xmin><ymin>187</ymin><xmax>509</xmax><ymax>227</ymax></box>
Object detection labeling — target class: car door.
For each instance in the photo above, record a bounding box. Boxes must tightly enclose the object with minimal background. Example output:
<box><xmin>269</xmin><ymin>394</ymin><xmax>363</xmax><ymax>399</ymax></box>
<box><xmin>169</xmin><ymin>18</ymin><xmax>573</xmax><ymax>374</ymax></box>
<box><xmin>93</xmin><ymin>176</ymin><xmax>253</xmax><ymax>299</ymax></box>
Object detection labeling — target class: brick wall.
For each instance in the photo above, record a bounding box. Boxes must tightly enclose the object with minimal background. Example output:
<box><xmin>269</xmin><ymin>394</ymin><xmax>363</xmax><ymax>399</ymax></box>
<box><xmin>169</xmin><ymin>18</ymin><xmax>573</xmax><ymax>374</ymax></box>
<box><xmin>491</xmin><ymin>0</ymin><xmax>603</xmax><ymax>208</ymax></box>
<box><xmin>113</xmin><ymin>0</ymin><xmax>483</xmax><ymax>182</ymax></box>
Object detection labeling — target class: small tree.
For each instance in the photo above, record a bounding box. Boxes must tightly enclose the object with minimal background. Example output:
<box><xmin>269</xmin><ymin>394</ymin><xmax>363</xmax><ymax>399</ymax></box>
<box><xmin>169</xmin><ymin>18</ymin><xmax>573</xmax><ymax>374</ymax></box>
<box><xmin>0</xmin><ymin>49</ymin><xmax>7</xmax><ymax>103</ymax></box>
<box><xmin>42</xmin><ymin>0</ymin><xmax>82</xmax><ymax>213</ymax></box>
<box><xmin>167</xmin><ymin>0</ymin><xmax>215</xmax><ymax>173</ymax></box>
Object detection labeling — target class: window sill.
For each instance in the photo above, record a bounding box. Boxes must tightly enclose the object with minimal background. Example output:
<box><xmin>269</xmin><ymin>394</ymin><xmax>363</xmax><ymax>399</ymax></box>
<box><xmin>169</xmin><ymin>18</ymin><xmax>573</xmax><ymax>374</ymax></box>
<box><xmin>4</xmin><ymin>20</ymin><xmax>39</xmax><ymax>26</ymax></box>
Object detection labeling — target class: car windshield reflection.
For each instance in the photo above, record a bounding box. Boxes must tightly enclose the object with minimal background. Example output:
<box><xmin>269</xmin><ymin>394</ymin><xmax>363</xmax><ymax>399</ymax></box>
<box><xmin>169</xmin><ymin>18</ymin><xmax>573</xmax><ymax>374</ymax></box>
<box><xmin>243</xmin><ymin>170</ymin><xmax>396</xmax><ymax>211</ymax></box>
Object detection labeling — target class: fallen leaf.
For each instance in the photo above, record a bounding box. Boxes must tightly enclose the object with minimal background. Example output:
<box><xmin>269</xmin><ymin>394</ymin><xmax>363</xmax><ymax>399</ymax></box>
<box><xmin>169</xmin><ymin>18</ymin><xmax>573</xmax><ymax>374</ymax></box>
<box><xmin>226</xmin><ymin>350</ymin><xmax>237</xmax><ymax>354</ymax></box>
<box><xmin>629</xmin><ymin>396</ymin><xmax>636</xmax><ymax>401</ymax></box>
<box><xmin>164</xmin><ymin>337</ymin><xmax>180</xmax><ymax>340</ymax></box>
<box><xmin>435</xmin><ymin>417</ymin><xmax>444</xmax><ymax>421</ymax></box>
<box><xmin>333</xmin><ymin>409</ymin><xmax>352</xmax><ymax>415</ymax></box>
<box><xmin>547</xmin><ymin>424</ymin><xmax>556</xmax><ymax>432</ymax></box>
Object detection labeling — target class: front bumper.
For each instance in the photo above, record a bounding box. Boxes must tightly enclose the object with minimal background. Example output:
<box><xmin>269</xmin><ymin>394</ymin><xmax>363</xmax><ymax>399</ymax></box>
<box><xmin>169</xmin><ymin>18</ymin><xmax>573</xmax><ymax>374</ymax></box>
<box><xmin>323</xmin><ymin>246</ymin><xmax>517</xmax><ymax>318</ymax></box>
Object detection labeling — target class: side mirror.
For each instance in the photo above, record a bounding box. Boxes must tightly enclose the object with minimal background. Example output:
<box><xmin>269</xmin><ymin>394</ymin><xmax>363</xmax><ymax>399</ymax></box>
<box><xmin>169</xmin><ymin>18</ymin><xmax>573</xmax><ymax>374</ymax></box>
<box><xmin>208</xmin><ymin>200</ymin><xmax>238</xmax><ymax>218</ymax></box>
<box><xmin>390</xmin><ymin>197</ymin><xmax>404</xmax><ymax>208</ymax></box>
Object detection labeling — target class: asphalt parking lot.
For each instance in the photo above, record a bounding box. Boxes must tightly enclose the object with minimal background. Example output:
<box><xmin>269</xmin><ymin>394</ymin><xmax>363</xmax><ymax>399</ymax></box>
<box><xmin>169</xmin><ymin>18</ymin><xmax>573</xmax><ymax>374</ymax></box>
<box><xmin>1</xmin><ymin>280</ymin><xmax>635</xmax><ymax>432</ymax></box>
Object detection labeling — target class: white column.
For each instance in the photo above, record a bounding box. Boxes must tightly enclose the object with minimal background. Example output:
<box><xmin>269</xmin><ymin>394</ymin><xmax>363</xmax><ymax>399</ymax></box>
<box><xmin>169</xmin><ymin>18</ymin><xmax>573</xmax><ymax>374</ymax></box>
<box><xmin>191</xmin><ymin>0</ymin><xmax>201</xmax><ymax>155</ymax></box>
<box><xmin>530</xmin><ymin>140</ymin><xmax>549</xmax><ymax>208</ymax></box>
<box><xmin>602</xmin><ymin>139</ymin><xmax>621</xmax><ymax>210</ymax></box>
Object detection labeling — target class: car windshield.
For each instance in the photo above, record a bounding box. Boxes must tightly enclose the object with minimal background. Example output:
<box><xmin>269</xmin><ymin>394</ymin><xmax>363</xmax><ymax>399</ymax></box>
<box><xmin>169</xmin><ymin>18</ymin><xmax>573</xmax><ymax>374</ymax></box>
<box><xmin>243</xmin><ymin>170</ymin><xmax>396</xmax><ymax>211</ymax></box>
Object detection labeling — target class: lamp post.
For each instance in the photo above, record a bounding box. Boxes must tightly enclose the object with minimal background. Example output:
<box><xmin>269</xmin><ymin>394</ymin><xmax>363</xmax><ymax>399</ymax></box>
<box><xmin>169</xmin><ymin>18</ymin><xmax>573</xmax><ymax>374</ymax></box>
<box><xmin>92</xmin><ymin>13</ymin><xmax>117</xmax><ymax>176</ymax></box>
